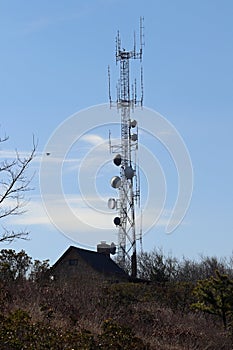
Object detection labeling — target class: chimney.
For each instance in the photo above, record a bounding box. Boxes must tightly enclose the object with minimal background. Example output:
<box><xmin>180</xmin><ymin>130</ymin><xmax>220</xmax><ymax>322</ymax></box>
<box><xmin>97</xmin><ymin>241</ymin><xmax>116</xmax><ymax>257</ymax></box>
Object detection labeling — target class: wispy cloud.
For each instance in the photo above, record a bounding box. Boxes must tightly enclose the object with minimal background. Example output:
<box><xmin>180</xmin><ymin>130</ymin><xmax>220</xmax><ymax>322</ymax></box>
<box><xmin>4</xmin><ymin>193</ymin><xmax>187</xmax><ymax>235</ymax></box>
<box><xmin>0</xmin><ymin>149</ymin><xmax>36</xmax><ymax>160</ymax></box>
<box><xmin>81</xmin><ymin>134</ymin><xmax>106</xmax><ymax>146</ymax></box>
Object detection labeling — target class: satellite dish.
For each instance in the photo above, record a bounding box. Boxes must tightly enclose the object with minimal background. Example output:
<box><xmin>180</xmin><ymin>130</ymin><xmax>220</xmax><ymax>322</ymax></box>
<box><xmin>108</xmin><ymin>198</ymin><xmax>116</xmax><ymax>209</ymax></box>
<box><xmin>110</xmin><ymin>242</ymin><xmax>116</xmax><ymax>255</ymax></box>
<box><xmin>130</xmin><ymin>119</ymin><xmax>137</xmax><ymax>128</ymax></box>
<box><xmin>113</xmin><ymin>217</ymin><xmax>121</xmax><ymax>226</ymax></box>
<box><xmin>111</xmin><ymin>176</ymin><xmax>121</xmax><ymax>189</ymax></box>
<box><xmin>131</xmin><ymin>133</ymin><xmax>138</xmax><ymax>142</ymax></box>
<box><xmin>113</xmin><ymin>154</ymin><xmax>122</xmax><ymax>166</ymax></box>
<box><xmin>125</xmin><ymin>166</ymin><xmax>134</xmax><ymax>179</ymax></box>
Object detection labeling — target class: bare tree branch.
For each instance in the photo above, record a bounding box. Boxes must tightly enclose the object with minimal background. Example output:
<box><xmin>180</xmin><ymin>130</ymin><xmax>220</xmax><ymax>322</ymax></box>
<box><xmin>0</xmin><ymin>134</ymin><xmax>9</xmax><ymax>143</ymax></box>
<box><xmin>0</xmin><ymin>227</ymin><xmax>29</xmax><ymax>243</ymax></box>
<box><xmin>0</xmin><ymin>135</ymin><xmax>37</xmax><ymax>243</ymax></box>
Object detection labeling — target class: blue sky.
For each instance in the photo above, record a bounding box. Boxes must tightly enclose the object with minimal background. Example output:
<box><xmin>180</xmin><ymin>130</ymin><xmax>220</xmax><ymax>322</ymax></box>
<box><xmin>1</xmin><ymin>0</ymin><xmax>233</xmax><ymax>264</ymax></box>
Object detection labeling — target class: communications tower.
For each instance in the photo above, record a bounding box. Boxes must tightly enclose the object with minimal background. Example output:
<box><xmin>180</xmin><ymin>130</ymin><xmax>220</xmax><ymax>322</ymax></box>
<box><xmin>108</xmin><ymin>18</ymin><xmax>144</xmax><ymax>278</ymax></box>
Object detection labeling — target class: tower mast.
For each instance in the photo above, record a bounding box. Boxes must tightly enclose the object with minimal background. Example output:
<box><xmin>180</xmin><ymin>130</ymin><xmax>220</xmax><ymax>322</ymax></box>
<box><xmin>108</xmin><ymin>18</ymin><xmax>144</xmax><ymax>278</ymax></box>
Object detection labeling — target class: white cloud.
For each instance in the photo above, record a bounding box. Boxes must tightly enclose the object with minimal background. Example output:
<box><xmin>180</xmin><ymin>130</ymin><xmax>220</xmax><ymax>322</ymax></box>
<box><xmin>0</xmin><ymin>149</ymin><xmax>35</xmax><ymax>160</ymax></box>
<box><xmin>2</xmin><ymin>190</ymin><xmax>188</xmax><ymax>249</ymax></box>
<box><xmin>81</xmin><ymin>134</ymin><xmax>106</xmax><ymax>146</ymax></box>
<box><xmin>1</xmin><ymin>196</ymin><xmax>51</xmax><ymax>227</ymax></box>
<box><xmin>5</xmin><ymin>193</ymin><xmax>187</xmax><ymax>232</ymax></box>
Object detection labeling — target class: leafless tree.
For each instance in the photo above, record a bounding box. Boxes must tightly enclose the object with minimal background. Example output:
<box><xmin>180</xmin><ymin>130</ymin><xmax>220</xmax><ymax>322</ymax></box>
<box><xmin>0</xmin><ymin>135</ymin><xmax>36</xmax><ymax>243</ymax></box>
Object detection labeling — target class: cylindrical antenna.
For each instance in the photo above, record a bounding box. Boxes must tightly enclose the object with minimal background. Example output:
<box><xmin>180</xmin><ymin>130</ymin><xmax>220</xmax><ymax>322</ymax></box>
<box><xmin>140</xmin><ymin>209</ymin><xmax>143</xmax><ymax>253</ymax></box>
<box><xmin>117</xmin><ymin>80</ymin><xmax>120</xmax><ymax>103</ymax></box>
<box><xmin>140</xmin><ymin>66</ymin><xmax>144</xmax><ymax>106</ymax></box>
<box><xmin>115</xmin><ymin>35</ymin><xmax>118</xmax><ymax>64</ymax></box>
<box><xmin>134</xmin><ymin>30</ymin><xmax>136</xmax><ymax>57</ymax></box>
<box><xmin>108</xmin><ymin>66</ymin><xmax>112</xmax><ymax>103</ymax></box>
<box><xmin>140</xmin><ymin>16</ymin><xmax>145</xmax><ymax>61</ymax></box>
<box><xmin>116</xmin><ymin>30</ymin><xmax>121</xmax><ymax>64</ymax></box>
<box><xmin>131</xmin><ymin>83</ymin><xmax>134</xmax><ymax>104</ymax></box>
<box><xmin>137</xmin><ymin>152</ymin><xmax>141</xmax><ymax>207</ymax></box>
<box><xmin>108</xmin><ymin>130</ymin><xmax>112</xmax><ymax>153</ymax></box>
<box><xmin>134</xmin><ymin>78</ymin><xmax>137</xmax><ymax>104</ymax></box>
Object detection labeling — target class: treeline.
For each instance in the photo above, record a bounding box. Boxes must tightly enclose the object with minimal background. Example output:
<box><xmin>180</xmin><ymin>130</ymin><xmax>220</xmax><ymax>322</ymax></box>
<box><xmin>133</xmin><ymin>249</ymin><xmax>233</xmax><ymax>282</ymax></box>
<box><xmin>0</xmin><ymin>248</ymin><xmax>233</xmax><ymax>349</ymax></box>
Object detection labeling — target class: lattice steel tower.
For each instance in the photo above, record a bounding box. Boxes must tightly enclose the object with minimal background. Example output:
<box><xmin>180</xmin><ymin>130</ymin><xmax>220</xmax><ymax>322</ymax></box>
<box><xmin>108</xmin><ymin>18</ymin><xmax>144</xmax><ymax>278</ymax></box>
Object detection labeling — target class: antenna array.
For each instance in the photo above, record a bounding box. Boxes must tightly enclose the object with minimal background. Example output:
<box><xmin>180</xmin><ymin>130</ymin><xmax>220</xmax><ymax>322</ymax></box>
<box><xmin>108</xmin><ymin>18</ymin><xmax>144</xmax><ymax>278</ymax></box>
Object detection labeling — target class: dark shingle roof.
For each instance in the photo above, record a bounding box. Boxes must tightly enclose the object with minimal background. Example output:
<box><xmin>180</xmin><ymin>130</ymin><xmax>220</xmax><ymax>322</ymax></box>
<box><xmin>52</xmin><ymin>246</ymin><xmax>128</xmax><ymax>279</ymax></box>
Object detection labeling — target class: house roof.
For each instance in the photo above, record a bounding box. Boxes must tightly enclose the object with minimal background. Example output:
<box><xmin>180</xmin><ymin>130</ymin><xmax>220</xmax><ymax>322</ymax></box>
<box><xmin>51</xmin><ymin>246</ymin><xmax>128</xmax><ymax>278</ymax></box>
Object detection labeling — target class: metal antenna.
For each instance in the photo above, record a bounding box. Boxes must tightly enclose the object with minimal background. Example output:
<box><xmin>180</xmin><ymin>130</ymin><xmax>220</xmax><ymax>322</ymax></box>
<box><xmin>134</xmin><ymin>30</ymin><xmax>136</xmax><ymax>57</ymax></box>
<box><xmin>108</xmin><ymin>130</ymin><xmax>112</xmax><ymax>153</ymax></box>
<box><xmin>139</xmin><ymin>209</ymin><xmax>143</xmax><ymax>253</ymax></box>
<box><xmin>140</xmin><ymin>66</ymin><xmax>144</xmax><ymax>105</ymax></box>
<box><xmin>108</xmin><ymin>66</ymin><xmax>112</xmax><ymax>104</ymax></box>
<box><xmin>140</xmin><ymin>16</ymin><xmax>145</xmax><ymax>60</ymax></box>
<box><xmin>108</xmin><ymin>18</ymin><xmax>144</xmax><ymax>278</ymax></box>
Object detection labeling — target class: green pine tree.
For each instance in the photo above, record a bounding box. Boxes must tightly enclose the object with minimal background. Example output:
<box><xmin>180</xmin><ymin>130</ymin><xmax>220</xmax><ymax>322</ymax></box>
<box><xmin>191</xmin><ymin>270</ymin><xmax>233</xmax><ymax>329</ymax></box>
